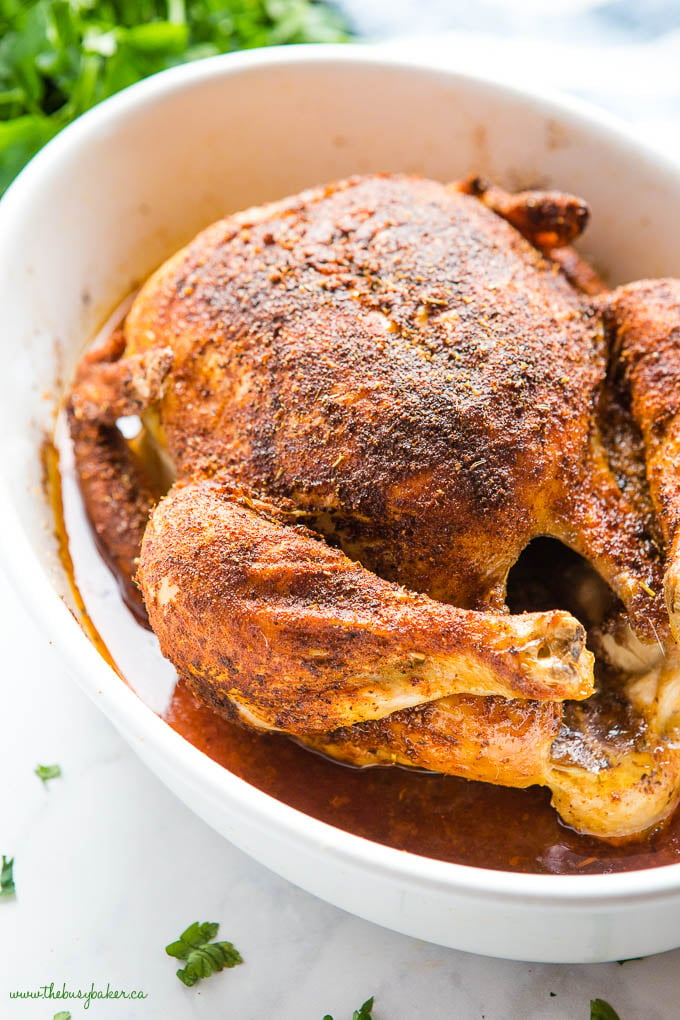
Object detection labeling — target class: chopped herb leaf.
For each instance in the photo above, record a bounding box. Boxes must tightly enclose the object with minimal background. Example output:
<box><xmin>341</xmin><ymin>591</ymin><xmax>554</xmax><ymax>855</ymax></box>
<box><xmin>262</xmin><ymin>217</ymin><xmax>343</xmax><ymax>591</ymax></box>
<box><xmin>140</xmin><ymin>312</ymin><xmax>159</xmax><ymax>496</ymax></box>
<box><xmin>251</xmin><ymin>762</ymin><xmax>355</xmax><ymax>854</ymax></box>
<box><xmin>165</xmin><ymin>920</ymin><xmax>242</xmax><ymax>987</ymax></box>
<box><xmin>323</xmin><ymin>996</ymin><xmax>375</xmax><ymax>1020</ymax></box>
<box><xmin>0</xmin><ymin>856</ymin><xmax>15</xmax><ymax>897</ymax></box>
<box><xmin>54</xmin><ymin>1012</ymin><xmax>72</xmax><ymax>1019</ymax></box>
<box><xmin>590</xmin><ymin>999</ymin><xmax>621</xmax><ymax>1020</ymax></box>
<box><xmin>353</xmin><ymin>998</ymin><xmax>374</xmax><ymax>1020</ymax></box>
<box><xmin>0</xmin><ymin>0</ymin><xmax>350</xmax><ymax>195</ymax></box>
<box><xmin>35</xmin><ymin>763</ymin><xmax>62</xmax><ymax>783</ymax></box>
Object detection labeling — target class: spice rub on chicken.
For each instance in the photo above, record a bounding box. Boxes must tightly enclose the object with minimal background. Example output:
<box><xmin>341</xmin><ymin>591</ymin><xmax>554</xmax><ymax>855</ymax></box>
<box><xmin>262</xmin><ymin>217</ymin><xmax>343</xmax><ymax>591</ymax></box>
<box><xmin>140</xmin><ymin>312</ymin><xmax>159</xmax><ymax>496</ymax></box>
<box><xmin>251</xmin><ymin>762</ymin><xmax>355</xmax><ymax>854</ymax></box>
<box><xmin>67</xmin><ymin>173</ymin><xmax>680</xmax><ymax>841</ymax></box>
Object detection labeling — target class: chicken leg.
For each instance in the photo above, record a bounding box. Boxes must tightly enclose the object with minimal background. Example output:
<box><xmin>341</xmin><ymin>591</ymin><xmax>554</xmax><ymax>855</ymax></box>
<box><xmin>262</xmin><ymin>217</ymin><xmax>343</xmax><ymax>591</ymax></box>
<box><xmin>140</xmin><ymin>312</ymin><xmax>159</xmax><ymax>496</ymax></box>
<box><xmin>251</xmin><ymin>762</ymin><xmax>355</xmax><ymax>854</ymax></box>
<box><xmin>138</xmin><ymin>478</ymin><xmax>594</xmax><ymax>734</ymax></box>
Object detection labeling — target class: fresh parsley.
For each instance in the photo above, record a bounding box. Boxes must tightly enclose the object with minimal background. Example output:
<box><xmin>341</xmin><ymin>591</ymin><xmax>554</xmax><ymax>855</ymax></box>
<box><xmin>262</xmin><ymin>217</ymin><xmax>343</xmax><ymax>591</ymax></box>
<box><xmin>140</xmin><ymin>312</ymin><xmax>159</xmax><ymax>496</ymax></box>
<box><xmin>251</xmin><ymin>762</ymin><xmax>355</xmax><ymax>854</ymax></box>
<box><xmin>35</xmin><ymin>762</ymin><xmax>62</xmax><ymax>784</ymax></box>
<box><xmin>0</xmin><ymin>855</ymin><xmax>15</xmax><ymax>897</ymax></box>
<box><xmin>54</xmin><ymin>1012</ymin><xmax>72</xmax><ymax>1020</ymax></box>
<box><xmin>590</xmin><ymin>999</ymin><xmax>621</xmax><ymax>1020</ymax></box>
<box><xmin>323</xmin><ymin>996</ymin><xmax>375</xmax><ymax>1020</ymax></box>
<box><xmin>165</xmin><ymin>920</ymin><xmax>243</xmax><ymax>987</ymax></box>
<box><xmin>0</xmin><ymin>0</ymin><xmax>349</xmax><ymax>195</ymax></box>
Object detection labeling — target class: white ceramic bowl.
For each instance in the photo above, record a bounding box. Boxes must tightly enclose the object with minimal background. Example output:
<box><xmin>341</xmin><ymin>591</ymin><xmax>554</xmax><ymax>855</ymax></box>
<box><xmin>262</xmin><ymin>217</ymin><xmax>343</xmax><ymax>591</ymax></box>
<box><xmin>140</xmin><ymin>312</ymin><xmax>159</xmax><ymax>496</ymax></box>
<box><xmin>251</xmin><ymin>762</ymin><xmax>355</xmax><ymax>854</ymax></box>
<box><xmin>3</xmin><ymin>45</ymin><xmax>680</xmax><ymax>964</ymax></box>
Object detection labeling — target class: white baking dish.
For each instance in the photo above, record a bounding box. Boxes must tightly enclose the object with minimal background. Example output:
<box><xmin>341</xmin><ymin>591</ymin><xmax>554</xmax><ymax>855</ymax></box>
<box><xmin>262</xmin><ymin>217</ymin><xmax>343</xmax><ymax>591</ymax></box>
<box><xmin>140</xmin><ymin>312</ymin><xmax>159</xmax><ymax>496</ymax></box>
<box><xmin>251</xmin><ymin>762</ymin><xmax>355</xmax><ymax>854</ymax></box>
<box><xmin>2</xmin><ymin>45</ymin><xmax>680</xmax><ymax>963</ymax></box>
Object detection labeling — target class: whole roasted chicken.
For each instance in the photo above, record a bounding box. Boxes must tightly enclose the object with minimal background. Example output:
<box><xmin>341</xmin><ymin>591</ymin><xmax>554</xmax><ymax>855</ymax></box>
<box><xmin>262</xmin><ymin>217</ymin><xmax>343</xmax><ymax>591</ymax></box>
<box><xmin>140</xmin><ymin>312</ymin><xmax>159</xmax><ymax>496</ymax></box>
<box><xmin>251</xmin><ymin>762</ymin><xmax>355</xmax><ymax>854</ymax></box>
<box><xmin>68</xmin><ymin>174</ymin><xmax>680</xmax><ymax>841</ymax></box>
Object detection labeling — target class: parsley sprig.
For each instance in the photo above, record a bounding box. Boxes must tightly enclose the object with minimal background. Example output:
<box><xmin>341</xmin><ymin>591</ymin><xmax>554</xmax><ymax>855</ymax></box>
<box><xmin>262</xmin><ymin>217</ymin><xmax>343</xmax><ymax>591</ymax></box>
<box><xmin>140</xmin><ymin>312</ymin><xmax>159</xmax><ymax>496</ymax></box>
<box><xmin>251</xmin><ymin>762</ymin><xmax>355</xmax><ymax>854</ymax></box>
<box><xmin>591</xmin><ymin>1000</ymin><xmax>621</xmax><ymax>1020</ymax></box>
<box><xmin>0</xmin><ymin>0</ymin><xmax>349</xmax><ymax>195</ymax></box>
<box><xmin>165</xmin><ymin>920</ymin><xmax>243</xmax><ymax>986</ymax></box>
<box><xmin>0</xmin><ymin>855</ymin><xmax>15</xmax><ymax>897</ymax></box>
<box><xmin>35</xmin><ymin>763</ymin><xmax>62</xmax><ymax>784</ymax></box>
<box><xmin>324</xmin><ymin>996</ymin><xmax>375</xmax><ymax>1020</ymax></box>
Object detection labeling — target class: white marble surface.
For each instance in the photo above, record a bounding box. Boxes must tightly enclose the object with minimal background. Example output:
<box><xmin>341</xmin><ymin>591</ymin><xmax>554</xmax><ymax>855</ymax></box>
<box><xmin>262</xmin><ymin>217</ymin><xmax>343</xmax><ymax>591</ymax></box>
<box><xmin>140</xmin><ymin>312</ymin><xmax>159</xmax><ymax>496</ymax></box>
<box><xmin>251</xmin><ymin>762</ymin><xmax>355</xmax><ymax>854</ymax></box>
<box><xmin>5</xmin><ymin>10</ymin><xmax>680</xmax><ymax>1017</ymax></box>
<box><xmin>2</xmin><ymin>568</ymin><xmax>679</xmax><ymax>1019</ymax></box>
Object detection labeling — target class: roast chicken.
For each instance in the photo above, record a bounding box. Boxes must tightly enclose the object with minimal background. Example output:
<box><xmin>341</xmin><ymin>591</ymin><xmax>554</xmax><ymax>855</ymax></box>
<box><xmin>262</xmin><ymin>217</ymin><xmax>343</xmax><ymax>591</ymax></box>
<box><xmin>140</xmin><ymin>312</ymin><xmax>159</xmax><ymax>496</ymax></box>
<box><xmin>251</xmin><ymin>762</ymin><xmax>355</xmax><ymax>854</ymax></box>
<box><xmin>67</xmin><ymin>174</ymin><xmax>680</xmax><ymax>841</ymax></box>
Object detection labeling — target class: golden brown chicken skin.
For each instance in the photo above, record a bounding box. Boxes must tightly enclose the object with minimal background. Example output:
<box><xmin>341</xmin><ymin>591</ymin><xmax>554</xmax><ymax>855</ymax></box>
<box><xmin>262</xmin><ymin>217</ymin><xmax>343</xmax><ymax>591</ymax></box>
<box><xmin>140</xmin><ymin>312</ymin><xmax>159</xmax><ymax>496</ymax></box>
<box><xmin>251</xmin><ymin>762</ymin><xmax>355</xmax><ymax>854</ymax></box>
<box><xmin>68</xmin><ymin>174</ymin><xmax>680</xmax><ymax>841</ymax></box>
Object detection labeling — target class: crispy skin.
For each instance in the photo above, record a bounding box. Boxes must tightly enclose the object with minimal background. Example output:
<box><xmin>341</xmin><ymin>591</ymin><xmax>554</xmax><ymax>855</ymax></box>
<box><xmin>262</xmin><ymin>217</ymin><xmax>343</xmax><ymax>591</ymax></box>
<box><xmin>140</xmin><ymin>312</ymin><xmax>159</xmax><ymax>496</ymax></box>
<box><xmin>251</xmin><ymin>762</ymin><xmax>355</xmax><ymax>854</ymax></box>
<box><xmin>549</xmin><ymin>648</ymin><xmax>680</xmax><ymax>838</ymax></box>
<box><xmin>457</xmin><ymin>176</ymin><xmax>590</xmax><ymax>252</ymax></box>
<box><xmin>551</xmin><ymin>247</ymin><xmax>607</xmax><ymax>296</ymax></box>
<box><xmin>69</xmin><ymin>325</ymin><xmax>173</xmax><ymax>426</ymax></box>
<box><xmin>604</xmin><ymin>280</ymin><xmax>680</xmax><ymax>639</ymax></box>
<box><xmin>66</xmin><ymin>327</ymin><xmax>172</xmax><ymax>624</ymax></box>
<box><xmin>68</xmin><ymin>174</ymin><xmax>680</xmax><ymax>840</ymax></box>
<box><xmin>127</xmin><ymin>175</ymin><xmax>664</xmax><ymax>628</ymax></box>
<box><xmin>302</xmin><ymin>695</ymin><xmax>562</xmax><ymax>788</ymax></box>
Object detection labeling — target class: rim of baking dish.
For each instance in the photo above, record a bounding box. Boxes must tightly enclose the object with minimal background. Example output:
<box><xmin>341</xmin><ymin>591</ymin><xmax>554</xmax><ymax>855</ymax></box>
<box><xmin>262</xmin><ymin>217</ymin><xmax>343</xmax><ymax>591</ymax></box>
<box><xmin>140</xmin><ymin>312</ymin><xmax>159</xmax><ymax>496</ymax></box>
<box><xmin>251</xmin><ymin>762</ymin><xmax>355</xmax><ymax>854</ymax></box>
<box><xmin>2</xmin><ymin>42</ymin><xmax>680</xmax><ymax>907</ymax></box>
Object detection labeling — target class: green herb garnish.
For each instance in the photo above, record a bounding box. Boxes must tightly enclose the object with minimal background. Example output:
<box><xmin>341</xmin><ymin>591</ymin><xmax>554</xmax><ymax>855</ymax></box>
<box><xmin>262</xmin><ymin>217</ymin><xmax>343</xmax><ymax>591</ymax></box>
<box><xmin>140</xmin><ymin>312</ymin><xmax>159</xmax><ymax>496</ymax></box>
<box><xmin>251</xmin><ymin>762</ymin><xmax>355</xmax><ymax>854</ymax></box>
<box><xmin>590</xmin><ymin>1000</ymin><xmax>621</xmax><ymax>1020</ymax></box>
<box><xmin>323</xmin><ymin>996</ymin><xmax>375</xmax><ymax>1020</ymax></box>
<box><xmin>54</xmin><ymin>1012</ymin><xmax>72</xmax><ymax>1020</ymax></box>
<box><xmin>35</xmin><ymin>763</ymin><xmax>62</xmax><ymax>784</ymax></box>
<box><xmin>0</xmin><ymin>855</ymin><xmax>15</xmax><ymax>897</ymax></box>
<box><xmin>165</xmin><ymin>920</ymin><xmax>243</xmax><ymax>987</ymax></box>
<box><xmin>0</xmin><ymin>0</ymin><xmax>349</xmax><ymax>195</ymax></box>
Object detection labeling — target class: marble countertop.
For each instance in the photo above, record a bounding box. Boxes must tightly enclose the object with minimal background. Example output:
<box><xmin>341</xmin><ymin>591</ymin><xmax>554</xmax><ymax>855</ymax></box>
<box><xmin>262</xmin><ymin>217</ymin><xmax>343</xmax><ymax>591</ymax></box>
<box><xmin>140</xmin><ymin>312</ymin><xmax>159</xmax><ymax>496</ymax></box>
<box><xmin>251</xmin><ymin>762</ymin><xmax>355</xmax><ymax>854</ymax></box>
<box><xmin>4</xmin><ymin>8</ymin><xmax>680</xmax><ymax>1017</ymax></box>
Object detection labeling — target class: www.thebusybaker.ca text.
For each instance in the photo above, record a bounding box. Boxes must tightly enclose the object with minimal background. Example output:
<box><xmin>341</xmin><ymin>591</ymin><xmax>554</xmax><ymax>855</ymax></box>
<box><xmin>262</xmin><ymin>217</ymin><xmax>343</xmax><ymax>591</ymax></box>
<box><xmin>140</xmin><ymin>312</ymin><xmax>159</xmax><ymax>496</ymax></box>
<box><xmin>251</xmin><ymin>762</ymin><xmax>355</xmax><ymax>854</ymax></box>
<box><xmin>9</xmin><ymin>981</ymin><xmax>148</xmax><ymax>1009</ymax></box>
